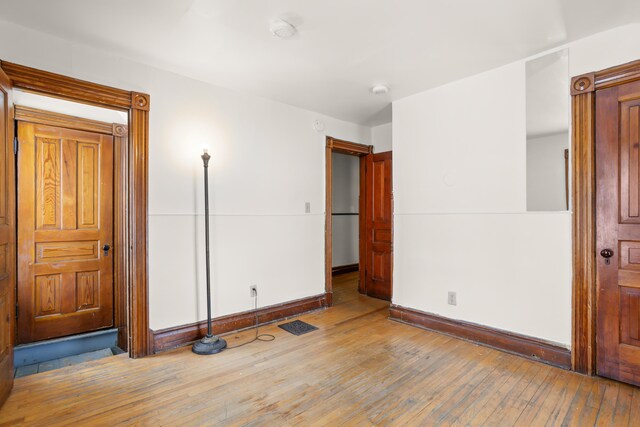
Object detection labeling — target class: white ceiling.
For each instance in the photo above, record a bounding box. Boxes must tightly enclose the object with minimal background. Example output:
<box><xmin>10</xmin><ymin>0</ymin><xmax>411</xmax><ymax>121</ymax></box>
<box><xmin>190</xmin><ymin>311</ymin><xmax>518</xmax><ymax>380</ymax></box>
<box><xmin>1</xmin><ymin>0</ymin><xmax>639</xmax><ymax>126</ymax></box>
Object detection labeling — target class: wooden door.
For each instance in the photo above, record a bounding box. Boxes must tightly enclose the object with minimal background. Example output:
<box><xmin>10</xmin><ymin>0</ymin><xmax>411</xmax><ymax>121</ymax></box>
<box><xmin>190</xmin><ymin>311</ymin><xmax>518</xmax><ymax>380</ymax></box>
<box><xmin>17</xmin><ymin>121</ymin><xmax>114</xmax><ymax>343</ymax></box>
<box><xmin>0</xmin><ymin>67</ymin><xmax>15</xmax><ymax>407</ymax></box>
<box><xmin>364</xmin><ymin>151</ymin><xmax>392</xmax><ymax>301</ymax></box>
<box><xmin>596</xmin><ymin>79</ymin><xmax>640</xmax><ymax>386</ymax></box>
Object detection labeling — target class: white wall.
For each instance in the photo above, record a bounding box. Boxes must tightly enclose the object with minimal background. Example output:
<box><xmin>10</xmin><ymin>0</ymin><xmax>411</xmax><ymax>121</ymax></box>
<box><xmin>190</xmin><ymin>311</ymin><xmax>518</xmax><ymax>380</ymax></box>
<box><xmin>6</xmin><ymin>17</ymin><xmax>640</xmax><ymax>343</ymax></box>
<box><xmin>527</xmin><ymin>132</ymin><xmax>569</xmax><ymax>211</ymax></box>
<box><xmin>526</xmin><ymin>50</ymin><xmax>569</xmax><ymax>138</ymax></box>
<box><xmin>13</xmin><ymin>90</ymin><xmax>127</xmax><ymax>124</ymax></box>
<box><xmin>393</xmin><ymin>23</ymin><xmax>640</xmax><ymax>347</ymax></box>
<box><xmin>331</xmin><ymin>153</ymin><xmax>359</xmax><ymax>267</ymax></box>
<box><xmin>372</xmin><ymin>122</ymin><xmax>392</xmax><ymax>152</ymax></box>
<box><xmin>0</xmin><ymin>20</ymin><xmax>371</xmax><ymax>330</ymax></box>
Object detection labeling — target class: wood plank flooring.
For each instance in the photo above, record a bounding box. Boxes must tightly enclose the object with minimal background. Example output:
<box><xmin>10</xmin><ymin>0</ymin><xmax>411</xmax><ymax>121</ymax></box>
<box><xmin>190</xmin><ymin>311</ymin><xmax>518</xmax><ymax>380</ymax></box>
<box><xmin>0</xmin><ymin>271</ymin><xmax>638</xmax><ymax>426</ymax></box>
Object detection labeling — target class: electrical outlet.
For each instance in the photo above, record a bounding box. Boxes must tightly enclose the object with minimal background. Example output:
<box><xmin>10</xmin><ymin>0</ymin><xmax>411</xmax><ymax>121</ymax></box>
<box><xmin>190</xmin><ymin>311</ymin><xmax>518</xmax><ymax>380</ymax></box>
<box><xmin>448</xmin><ymin>291</ymin><xmax>457</xmax><ymax>306</ymax></box>
<box><xmin>250</xmin><ymin>285</ymin><xmax>257</xmax><ymax>297</ymax></box>
<box><xmin>305</xmin><ymin>202</ymin><xmax>311</xmax><ymax>213</ymax></box>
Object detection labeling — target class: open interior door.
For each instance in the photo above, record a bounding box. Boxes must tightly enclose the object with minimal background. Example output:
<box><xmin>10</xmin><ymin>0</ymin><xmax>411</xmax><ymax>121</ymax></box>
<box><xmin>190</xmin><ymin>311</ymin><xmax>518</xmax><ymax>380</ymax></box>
<box><xmin>364</xmin><ymin>151</ymin><xmax>393</xmax><ymax>301</ymax></box>
<box><xmin>0</xmin><ymin>65</ymin><xmax>15</xmax><ymax>407</ymax></box>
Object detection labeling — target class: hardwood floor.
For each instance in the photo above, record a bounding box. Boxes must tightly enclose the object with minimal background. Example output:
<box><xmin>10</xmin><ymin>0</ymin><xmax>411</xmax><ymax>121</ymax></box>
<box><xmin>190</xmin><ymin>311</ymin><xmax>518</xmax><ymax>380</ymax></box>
<box><xmin>0</xmin><ymin>271</ymin><xmax>638</xmax><ymax>426</ymax></box>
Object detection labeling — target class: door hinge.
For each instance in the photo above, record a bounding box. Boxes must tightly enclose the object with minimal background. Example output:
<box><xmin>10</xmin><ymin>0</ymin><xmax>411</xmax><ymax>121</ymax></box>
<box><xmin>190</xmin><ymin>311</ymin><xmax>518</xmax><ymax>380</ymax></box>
<box><xmin>13</xmin><ymin>136</ymin><xmax>18</xmax><ymax>155</ymax></box>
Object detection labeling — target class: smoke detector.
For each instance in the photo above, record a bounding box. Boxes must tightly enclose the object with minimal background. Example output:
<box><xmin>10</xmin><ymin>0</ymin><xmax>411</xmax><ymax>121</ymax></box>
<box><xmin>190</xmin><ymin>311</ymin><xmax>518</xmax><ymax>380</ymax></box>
<box><xmin>371</xmin><ymin>85</ymin><xmax>389</xmax><ymax>95</ymax></box>
<box><xmin>270</xmin><ymin>19</ymin><xmax>296</xmax><ymax>38</ymax></box>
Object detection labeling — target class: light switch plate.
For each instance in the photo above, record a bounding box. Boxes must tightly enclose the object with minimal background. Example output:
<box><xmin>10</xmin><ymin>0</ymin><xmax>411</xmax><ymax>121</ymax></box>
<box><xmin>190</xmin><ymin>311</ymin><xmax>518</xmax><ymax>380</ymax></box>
<box><xmin>448</xmin><ymin>291</ymin><xmax>457</xmax><ymax>306</ymax></box>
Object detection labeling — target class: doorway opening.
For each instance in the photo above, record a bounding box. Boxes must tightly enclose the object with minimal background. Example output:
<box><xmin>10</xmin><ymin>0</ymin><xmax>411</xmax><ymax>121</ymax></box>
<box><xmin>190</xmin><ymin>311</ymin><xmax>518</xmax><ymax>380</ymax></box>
<box><xmin>571</xmin><ymin>58</ymin><xmax>640</xmax><ymax>387</ymax></box>
<box><xmin>330</xmin><ymin>150</ymin><xmax>362</xmax><ymax>307</ymax></box>
<box><xmin>325</xmin><ymin>136</ymin><xmax>393</xmax><ymax>308</ymax></box>
<box><xmin>0</xmin><ymin>61</ymin><xmax>151</xmax><ymax>402</ymax></box>
<box><xmin>2</xmin><ymin>61</ymin><xmax>149</xmax><ymax>360</ymax></box>
<box><xmin>12</xmin><ymin>97</ymin><xmax>128</xmax><ymax>377</ymax></box>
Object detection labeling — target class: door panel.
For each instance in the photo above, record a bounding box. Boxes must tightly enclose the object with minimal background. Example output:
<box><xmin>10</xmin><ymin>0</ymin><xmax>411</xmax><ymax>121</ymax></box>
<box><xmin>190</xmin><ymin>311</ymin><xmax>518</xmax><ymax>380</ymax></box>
<box><xmin>0</xmin><ymin>66</ymin><xmax>14</xmax><ymax>408</ymax></box>
<box><xmin>596</xmin><ymin>80</ymin><xmax>640</xmax><ymax>386</ymax></box>
<box><xmin>17</xmin><ymin>122</ymin><xmax>114</xmax><ymax>343</ymax></box>
<box><xmin>365</xmin><ymin>151</ymin><xmax>392</xmax><ymax>301</ymax></box>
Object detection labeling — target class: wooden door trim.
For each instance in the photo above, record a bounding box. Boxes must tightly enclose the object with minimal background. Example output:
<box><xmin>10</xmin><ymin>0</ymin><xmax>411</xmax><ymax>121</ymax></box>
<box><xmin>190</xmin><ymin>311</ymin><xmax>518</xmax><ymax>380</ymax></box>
<box><xmin>325</xmin><ymin>137</ymin><xmax>372</xmax><ymax>306</ymax></box>
<box><xmin>358</xmin><ymin>155</ymin><xmax>367</xmax><ymax>294</ymax></box>
<box><xmin>0</xmin><ymin>62</ymin><xmax>132</xmax><ymax>110</ymax></box>
<box><xmin>2</xmin><ymin>60</ymin><xmax>150</xmax><ymax>358</ymax></box>
<box><xmin>327</xmin><ymin>136</ymin><xmax>372</xmax><ymax>156</ymax></box>
<box><xmin>0</xmin><ymin>64</ymin><xmax>15</xmax><ymax>408</ymax></box>
<box><xmin>571</xmin><ymin>58</ymin><xmax>640</xmax><ymax>374</ymax></box>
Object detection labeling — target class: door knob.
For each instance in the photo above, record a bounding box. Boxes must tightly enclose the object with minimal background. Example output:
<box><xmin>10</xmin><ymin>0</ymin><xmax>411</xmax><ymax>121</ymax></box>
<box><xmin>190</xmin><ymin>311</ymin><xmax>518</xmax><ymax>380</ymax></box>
<box><xmin>600</xmin><ymin>249</ymin><xmax>613</xmax><ymax>258</ymax></box>
<box><xmin>103</xmin><ymin>243</ymin><xmax>111</xmax><ymax>256</ymax></box>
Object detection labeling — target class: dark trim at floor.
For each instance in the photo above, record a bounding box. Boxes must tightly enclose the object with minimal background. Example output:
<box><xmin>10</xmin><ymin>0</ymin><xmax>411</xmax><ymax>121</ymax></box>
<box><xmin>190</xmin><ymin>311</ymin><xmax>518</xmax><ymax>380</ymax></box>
<box><xmin>153</xmin><ymin>294</ymin><xmax>328</xmax><ymax>353</ymax></box>
<box><xmin>332</xmin><ymin>263</ymin><xmax>359</xmax><ymax>275</ymax></box>
<box><xmin>389</xmin><ymin>304</ymin><xmax>571</xmax><ymax>370</ymax></box>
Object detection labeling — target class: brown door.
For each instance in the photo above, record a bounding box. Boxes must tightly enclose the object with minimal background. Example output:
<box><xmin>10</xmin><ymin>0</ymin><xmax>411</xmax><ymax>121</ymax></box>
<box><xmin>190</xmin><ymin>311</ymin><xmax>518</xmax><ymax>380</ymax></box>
<box><xmin>0</xmin><ymin>67</ymin><xmax>15</xmax><ymax>407</ymax></box>
<box><xmin>364</xmin><ymin>151</ymin><xmax>392</xmax><ymax>301</ymax></box>
<box><xmin>596</xmin><ymin>79</ymin><xmax>640</xmax><ymax>386</ymax></box>
<box><xmin>17</xmin><ymin>121</ymin><xmax>114</xmax><ymax>343</ymax></box>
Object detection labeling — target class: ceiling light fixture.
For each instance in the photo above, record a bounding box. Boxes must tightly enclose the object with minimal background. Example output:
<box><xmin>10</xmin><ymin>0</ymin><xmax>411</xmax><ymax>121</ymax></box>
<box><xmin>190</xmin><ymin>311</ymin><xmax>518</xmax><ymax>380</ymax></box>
<box><xmin>270</xmin><ymin>19</ymin><xmax>296</xmax><ymax>38</ymax></box>
<box><xmin>371</xmin><ymin>85</ymin><xmax>389</xmax><ymax>95</ymax></box>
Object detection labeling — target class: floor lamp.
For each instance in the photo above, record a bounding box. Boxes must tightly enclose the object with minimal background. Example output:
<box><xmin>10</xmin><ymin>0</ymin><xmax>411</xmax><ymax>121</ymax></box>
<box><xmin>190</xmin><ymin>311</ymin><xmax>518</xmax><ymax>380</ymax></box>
<box><xmin>192</xmin><ymin>149</ymin><xmax>227</xmax><ymax>355</ymax></box>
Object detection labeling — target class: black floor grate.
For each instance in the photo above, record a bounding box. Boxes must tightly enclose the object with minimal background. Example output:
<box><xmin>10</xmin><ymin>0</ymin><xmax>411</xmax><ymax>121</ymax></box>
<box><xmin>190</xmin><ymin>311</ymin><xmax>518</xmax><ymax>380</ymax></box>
<box><xmin>278</xmin><ymin>320</ymin><xmax>318</xmax><ymax>336</ymax></box>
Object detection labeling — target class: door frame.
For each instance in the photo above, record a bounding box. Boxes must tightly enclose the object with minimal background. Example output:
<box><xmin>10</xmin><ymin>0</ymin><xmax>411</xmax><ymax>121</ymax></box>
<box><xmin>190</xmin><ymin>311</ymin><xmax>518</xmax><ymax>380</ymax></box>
<box><xmin>325</xmin><ymin>136</ymin><xmax>372</xmax><ymax>306</ymax></box>
<box><xmin>14</xmin><ymin>106</ymin><xmax>129</xmax><ymax>348</ymax></box>
<box><xmin>1</xmin><ymin>61</ymin><xmax>151</xmax><ymax>358</ymax></box>
<box><xmin>571</xmin><ymin>58</ymin><xmax>640</xmax><ymax>374</ymax></box>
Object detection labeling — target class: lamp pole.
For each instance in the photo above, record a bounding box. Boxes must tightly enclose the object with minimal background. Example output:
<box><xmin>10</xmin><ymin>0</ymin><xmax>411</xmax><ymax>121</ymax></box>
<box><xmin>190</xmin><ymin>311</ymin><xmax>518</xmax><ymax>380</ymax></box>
<box><xmin>192</xmin><ymin>149</ymin><xmax>227</xmax><ymax>355</ymax></box>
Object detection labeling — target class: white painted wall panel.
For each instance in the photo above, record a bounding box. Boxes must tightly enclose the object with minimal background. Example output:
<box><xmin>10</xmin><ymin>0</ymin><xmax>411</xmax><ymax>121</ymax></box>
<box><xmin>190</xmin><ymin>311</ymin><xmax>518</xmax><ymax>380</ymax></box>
<box><xmin>570</xmin><ymin>24</ymin><xmax>640</xmax><ymax>77</ymax></box>
<box><xmin>372</xmin><ymin>122</ymin><xmax>392</xmax><ymax>153</ymax></box>
<box><xmin>393</xmin><ymin>213</ymin><xmax>572</xmax><ymax>344</ymax></box>
<box><xmin>13</xmin><ymin>90</ymin><xmax>127</xmax><ymax>124</ymax></box>
<box><xmin>149</xmin><ymin>214</ymin><xmax>324</xmax><ymax>330</ymax></box>
<box><xmin>393</xmin><ymin>24</ymin><xmax>640</xmax><ymax>347</ymax></box>
<box><xmin>394</xmin><ymin>62</ymin><xmax>527</xmax><ymax>214</ymax></box>
<box><xmin>0</xmin><ymin>20</ymin><xmax>370</xmax><ymax>331</ymax></box>
<box><xmin>331</xmin><ymin>216</ymin><xmax>359</xmax><ymax>267</ymax></box>
<box><xmin>331</xmin><ymin>153</ymin><xmax>360</xmax><ymax>267</ymax></box>
<box><xmin>527</xmin><ymin>132</ymin><xmax>569</xmax><ymax>211</ymax></box>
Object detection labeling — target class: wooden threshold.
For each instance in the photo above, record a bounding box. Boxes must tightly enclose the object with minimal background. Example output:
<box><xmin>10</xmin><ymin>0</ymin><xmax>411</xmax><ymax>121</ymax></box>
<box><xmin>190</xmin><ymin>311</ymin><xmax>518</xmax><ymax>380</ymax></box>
<box><xmin>389</xmin><ymin>304</ymin><xmax>571</xmax><ymax>369</ymax></box>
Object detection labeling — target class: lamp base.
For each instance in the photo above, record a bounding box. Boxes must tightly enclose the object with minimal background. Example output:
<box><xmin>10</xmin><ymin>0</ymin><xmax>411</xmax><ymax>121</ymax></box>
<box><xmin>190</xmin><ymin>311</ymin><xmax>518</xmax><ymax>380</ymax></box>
<box><xmin>192</xmin><ymin>335</ymin><xmax>227</xmax><ymax>355</ymax></box>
